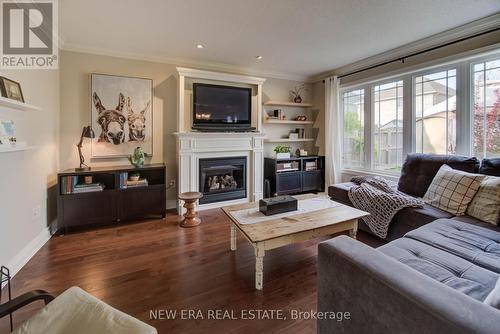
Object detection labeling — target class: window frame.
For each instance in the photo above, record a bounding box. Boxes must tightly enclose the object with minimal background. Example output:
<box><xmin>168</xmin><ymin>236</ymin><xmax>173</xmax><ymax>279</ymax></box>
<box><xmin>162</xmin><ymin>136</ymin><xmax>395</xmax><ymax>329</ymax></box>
<box><xmin>339</xmin><ymin>49</ymin><xmax>500</xmax><ymax>176</ymax></box>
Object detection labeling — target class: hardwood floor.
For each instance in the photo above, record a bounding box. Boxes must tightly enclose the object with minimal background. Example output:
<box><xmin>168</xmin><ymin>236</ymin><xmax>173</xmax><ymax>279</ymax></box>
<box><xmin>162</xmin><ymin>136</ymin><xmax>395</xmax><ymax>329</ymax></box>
<box><xmin>0</xmin><ymin>209</ymin><xmax>383</xmax><ymax>333</ymax></box>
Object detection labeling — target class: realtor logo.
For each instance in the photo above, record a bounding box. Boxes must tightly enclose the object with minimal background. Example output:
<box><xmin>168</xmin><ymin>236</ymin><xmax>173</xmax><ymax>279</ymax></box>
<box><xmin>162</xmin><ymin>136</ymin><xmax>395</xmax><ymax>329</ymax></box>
<box><xmin>1</xmin><ymin>0</ymin><xmax>58</xmax><ymax>69</ymax></box>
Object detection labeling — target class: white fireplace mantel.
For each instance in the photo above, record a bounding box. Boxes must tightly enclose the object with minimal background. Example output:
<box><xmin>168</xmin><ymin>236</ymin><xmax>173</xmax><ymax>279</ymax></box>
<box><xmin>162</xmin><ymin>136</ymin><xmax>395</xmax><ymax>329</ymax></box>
<box><xmin>174</xmin><ymin>132</ymin><xmax>266</xmax><ymax>211</ymax></box>
<box><xmin>174</xmin><ymin>68</ymin><xmax>268</xmax><ymax>213</ymax></box>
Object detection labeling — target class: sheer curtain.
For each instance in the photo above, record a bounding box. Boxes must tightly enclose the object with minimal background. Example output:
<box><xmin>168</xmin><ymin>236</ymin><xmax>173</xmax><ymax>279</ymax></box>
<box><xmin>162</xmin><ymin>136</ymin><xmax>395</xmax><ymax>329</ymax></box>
<box><xmin>324</xmin><ymin>76</ymin><xmax>342</xmax><ymax>186</ymax></box>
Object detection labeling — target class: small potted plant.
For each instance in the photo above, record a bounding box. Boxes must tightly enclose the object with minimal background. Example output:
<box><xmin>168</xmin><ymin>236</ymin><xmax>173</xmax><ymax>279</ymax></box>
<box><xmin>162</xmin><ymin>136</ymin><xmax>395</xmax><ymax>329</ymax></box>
<box><xmin>129</xmin><ymin>172</ymin><xmax>140</xmax><ymax>182</ymax></box>
<box><xmin>274</xmin><ymin>145</ymin><xmax>291</xmax><ymax>159</ymax></box>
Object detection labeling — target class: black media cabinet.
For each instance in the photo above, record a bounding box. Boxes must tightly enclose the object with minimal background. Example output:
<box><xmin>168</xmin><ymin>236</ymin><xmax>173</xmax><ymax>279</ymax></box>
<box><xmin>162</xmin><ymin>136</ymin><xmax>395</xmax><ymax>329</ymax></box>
<box><xmin>264</xmin><ymin>156</ymin><xmax>325</xmax><ymax>197</ymax></box>
<box><xmin>57</xmin><ymin>164</ymin><xmax>166</xmax><ymax>233</ymax></box>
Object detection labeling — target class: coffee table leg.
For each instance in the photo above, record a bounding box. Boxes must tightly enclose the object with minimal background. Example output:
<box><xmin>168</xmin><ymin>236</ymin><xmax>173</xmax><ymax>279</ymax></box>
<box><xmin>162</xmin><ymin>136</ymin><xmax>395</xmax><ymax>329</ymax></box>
<box><xmin>230</xmin><ymin>224</ymin><xmax>237</xmax><ymax>251</ymax></box>
<box><xmin>254</xmin><ymin>245</ymin><xmax>265</xmax><ymax>290</ymax></box>
<box><xmin>349</xmin><ymin>219</ymin><xmax>358</xmax><ymax>239</ymax></box>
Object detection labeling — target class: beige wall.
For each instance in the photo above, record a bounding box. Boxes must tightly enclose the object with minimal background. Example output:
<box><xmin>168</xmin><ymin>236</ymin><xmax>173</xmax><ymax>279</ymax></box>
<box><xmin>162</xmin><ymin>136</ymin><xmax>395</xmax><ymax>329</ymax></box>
<box><xmin>60</xmin><ymin>50</ymin><xmax>314</xmax><ymax>207</ymax></box>
<box><xmin>0</xmin><ymin>69</ymin><xmax>59</xmax><ymax>273</ymax></box>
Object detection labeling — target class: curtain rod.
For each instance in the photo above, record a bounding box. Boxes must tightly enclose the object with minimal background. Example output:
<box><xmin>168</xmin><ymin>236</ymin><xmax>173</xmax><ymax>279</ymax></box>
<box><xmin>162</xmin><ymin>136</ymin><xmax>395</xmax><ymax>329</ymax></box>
<box><xmin>322</xmin><ymin>26</ymin><xmax>500</xmax><ymax>82</ymax></box>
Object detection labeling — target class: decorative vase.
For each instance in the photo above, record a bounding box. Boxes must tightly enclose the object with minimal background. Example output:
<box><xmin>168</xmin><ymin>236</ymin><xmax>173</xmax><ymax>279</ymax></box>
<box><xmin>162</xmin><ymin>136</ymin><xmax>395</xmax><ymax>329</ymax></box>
<box><xmin>294</xmin><ymin>95</ymin><xmax>302</xmax><ymax>103</ymax></box>
<box><xmin>129</xmin><ymin>147</ymin><xmax>145</xmax><ymax>168</ymax></box>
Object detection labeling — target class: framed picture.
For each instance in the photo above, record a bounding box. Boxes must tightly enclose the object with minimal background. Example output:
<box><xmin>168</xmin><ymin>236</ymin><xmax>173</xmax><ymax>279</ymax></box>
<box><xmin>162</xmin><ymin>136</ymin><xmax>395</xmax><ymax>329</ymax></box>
<box><xmin>90</xmin><ymin>73</ymin><xmax>153</xmax><ymax>158</ymax></box>
<box><xmin>0</xmin><ymin>119</ymin><xmax>15</xmax><ymax>146</ymax></box>
<box><xmin>0</xmin><ymin>77</ymin><xmax>24</xmax><ymax>102</ymax></box>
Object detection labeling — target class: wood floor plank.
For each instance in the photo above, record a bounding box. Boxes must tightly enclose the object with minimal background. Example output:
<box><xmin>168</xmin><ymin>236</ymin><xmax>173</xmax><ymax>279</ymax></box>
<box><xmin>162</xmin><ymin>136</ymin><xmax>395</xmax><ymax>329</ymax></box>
<box><xmin>0</xmin><ymin>208</ymin><xmax>383</xmax><ymax>333</ymax></box>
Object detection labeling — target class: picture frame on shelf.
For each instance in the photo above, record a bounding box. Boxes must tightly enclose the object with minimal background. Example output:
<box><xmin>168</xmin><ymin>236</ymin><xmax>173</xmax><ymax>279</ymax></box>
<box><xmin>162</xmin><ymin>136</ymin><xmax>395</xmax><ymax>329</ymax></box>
<box><xmin>0</xmin><ymin>77</ymin><xmax>24</xmax><ymax>102</ymax></box>
<box><xmin>0</xmin><ymin>119</ymin><xmax>16</xmax><ymax>146</ymax></box>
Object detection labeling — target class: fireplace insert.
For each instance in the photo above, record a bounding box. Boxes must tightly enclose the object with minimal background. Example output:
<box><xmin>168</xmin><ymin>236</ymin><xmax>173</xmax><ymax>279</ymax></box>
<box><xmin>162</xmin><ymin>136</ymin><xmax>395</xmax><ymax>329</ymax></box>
<box><xmin>199</xmin><ymin>157</ymin><xmax>247</xmax><ymax>204</ymax></box>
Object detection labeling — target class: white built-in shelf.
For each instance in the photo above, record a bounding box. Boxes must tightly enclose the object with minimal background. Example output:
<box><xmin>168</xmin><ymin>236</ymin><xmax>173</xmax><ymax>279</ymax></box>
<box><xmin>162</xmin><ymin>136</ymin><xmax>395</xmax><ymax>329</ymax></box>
<box><xmin>0</xmin><ymin>97</ymin><xmax>40</xmax><ymax>112</ymax></box>
<box><xmin>0</xmin><ymin>145</ymin><xmax>35</xmax><ymax>153</ymax></box>
<box><xmin>264</xmin><ymin>101</ymin><xmax>313</xmax><ymax>108</ymax></box>
<box><xmin>264</xmin><ymin>119</ymin><xmax>314</xmax><ymax>125</ymax></box>
<box><xmin>265</xmin><ymin>138</ymin><xmax>315</xmax><ymax>143</ymax></box>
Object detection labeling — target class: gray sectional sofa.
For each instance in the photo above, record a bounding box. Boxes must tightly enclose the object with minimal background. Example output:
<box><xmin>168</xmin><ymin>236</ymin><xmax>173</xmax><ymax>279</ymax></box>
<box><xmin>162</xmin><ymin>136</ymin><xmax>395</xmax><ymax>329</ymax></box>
<box><xmin>318</xmin><ymin>154</ymin><xmax>500</xmax><ymax>333</ymax></box>
<box><xmin>328</xmin><ymin>154</ymin><xmax>500</xmax><ymax>240</ymax></box>
<box><xmin>317</xmin><ymin>221</ymin><xmax>500</xmax><ymax>334</ymax></box>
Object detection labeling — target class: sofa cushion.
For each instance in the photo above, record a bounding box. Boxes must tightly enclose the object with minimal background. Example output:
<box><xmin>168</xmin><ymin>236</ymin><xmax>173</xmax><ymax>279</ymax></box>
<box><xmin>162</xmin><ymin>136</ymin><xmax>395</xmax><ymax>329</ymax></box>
<box><xmin>451</xmin><ymin>216</ymin><xmax>500</xmax><ymax>231</ymax></box>
<box><xmin>379</xmin><ymin>237</ymin><xmax>499</xmax><ymax>301</ymax></box>
<box><xmin>327</xmin><ymin>182</ymin><xmax>355</xmax><ymax>205</ymax></box>
<box><xmin>467</xmin><ymin>176</ymin><xmax>500</xmax><ymax>225</ymax></box>
<box><xmin>405</xmin><ymin>219</ymin><xmax>500</xmax><ymax>274</ymax></box>
<box><xmin>398</xmin><ymin>154</ymin><xmax>480</xmax><ymax>198</ymax></box>
<box><xmin>13</xmin><ymin>286</ymin><xmax>157</xmax><ymax>334</ymax></box>
<box><xmin>480</xmin><ymin>158</ymin><xmax>500</xmax><ymax>177</ymax></box>
<box><xmin>392</xmin><ymin>204</ymin><xmax>454</xmax><ymax>229</ymax></box>
<box><xmin>484</xmin><ymin>278</ymin><xmax>500</xmax><ymax>309</ymax></box>
<box><xmin>329</xmin><ymin>182</ymin><xmax>454</xmax><ymax>240</ymax></box>
<box><xmin>423</xmin><ymin>165</ymin><xmax>485</xmax><ymax>215</ymax></box>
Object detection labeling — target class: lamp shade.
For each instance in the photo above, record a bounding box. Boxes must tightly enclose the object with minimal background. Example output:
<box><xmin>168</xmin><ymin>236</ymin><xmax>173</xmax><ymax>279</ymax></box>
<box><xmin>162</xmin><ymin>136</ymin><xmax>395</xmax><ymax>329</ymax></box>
<box><xmin>82</xmin><ymin>126</ymin><xmax>95</xmax><ymax>139</ymax></box>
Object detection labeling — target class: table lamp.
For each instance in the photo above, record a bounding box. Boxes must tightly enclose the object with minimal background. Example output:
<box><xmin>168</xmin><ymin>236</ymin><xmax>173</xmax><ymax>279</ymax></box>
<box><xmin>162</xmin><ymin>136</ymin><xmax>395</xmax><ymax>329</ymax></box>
<box><xmin>76</xmin><ymin>125</ymin><xmax>95</xmax><ymax>171</ymax></box>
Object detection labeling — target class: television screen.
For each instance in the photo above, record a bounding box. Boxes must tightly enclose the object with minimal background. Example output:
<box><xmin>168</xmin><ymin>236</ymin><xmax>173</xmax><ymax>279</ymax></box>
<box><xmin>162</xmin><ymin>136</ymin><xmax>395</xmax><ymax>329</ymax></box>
<box><xmin>193</xmin><ymin>83</ymin><xmax>251</xmax><ymax>125</ymax></box>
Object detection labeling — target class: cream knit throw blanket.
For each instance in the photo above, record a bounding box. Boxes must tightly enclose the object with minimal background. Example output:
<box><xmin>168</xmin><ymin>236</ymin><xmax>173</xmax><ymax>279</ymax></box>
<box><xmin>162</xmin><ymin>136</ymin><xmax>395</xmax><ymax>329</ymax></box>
<box><xmin>348</xmin><ymin>176</ymin><xmax>424</xmax><ymax>239</ymax></box>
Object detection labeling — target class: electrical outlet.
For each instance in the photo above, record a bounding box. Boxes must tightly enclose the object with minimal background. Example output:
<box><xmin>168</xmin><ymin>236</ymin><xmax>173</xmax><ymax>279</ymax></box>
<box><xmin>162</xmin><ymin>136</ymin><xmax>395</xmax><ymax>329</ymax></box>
<box><xmin>32</xmin><ymin>204</ymin><xmax>41</xmax><ymax>218</ymax></box>
<box><xmin>168</xmin><ymin>179</ymin><xmax>176</xmax><ymax>188</ymax></box>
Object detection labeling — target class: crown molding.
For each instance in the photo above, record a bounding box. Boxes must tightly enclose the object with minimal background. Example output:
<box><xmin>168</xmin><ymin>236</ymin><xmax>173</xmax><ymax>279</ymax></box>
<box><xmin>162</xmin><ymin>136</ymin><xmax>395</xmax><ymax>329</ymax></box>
<box><xmin>60</xmin><ymin>43</ymin><xmax>311</xmax><ymax>82</ymax></box>
<box><xmin>176</xmin><ymin>67</ymin><xmax>266</xmax><ymax>85</ymax></box>
<box><xmin>310</xmin><ymin>12</ymin><xmax>500</xmax><ymax>82</ymax></box>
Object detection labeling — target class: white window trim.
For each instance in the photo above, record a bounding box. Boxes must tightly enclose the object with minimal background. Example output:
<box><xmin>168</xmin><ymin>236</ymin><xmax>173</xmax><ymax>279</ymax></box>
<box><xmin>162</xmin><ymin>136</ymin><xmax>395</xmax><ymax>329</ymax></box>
<box><xmin>339</xmin><ymin>48</ymin><xmax>500</xmax><ymax>178</ymax></box>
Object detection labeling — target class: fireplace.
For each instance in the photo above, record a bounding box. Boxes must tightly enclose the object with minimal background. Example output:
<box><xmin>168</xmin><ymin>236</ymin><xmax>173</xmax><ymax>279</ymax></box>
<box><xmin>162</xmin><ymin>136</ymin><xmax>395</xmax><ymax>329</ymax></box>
<box><xmin>199</xmin><ymin>157</ymin><xmax>247</xmax><ymax>204</ymax></box>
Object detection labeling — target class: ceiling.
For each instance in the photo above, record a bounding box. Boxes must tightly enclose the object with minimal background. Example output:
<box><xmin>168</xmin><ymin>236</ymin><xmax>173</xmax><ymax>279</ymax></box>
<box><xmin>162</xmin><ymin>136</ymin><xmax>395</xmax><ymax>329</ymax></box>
<box><xmin>59</xmin><ymin>0</ymin><xmax>500</xmax><ymax>80</ymax></box>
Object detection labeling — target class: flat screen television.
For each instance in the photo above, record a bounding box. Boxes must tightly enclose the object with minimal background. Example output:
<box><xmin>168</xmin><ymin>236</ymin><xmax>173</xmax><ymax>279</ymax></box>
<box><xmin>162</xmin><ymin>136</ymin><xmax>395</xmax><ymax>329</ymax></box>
<box><xmin>192</xmin><ymin>83</ymin><xmax>252</xmax><ymax>130</ymax></box>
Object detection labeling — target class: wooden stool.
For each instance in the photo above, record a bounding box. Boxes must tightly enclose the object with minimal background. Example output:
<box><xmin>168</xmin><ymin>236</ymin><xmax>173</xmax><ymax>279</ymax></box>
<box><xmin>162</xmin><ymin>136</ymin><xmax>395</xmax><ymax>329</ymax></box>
<box><xmin>178</xmin><ymin>192</ymin><xmax>203</xmax><ymax>228</ymax></box>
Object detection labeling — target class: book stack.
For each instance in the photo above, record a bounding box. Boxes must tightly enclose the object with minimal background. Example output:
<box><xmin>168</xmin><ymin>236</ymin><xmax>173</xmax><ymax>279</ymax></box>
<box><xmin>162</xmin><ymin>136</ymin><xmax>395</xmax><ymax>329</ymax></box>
<box><xmin>61</xmin><ymin>175</ymin><xmax>105</xmax><ymax>194</ymax></box>
<box><xmin>126</xmin><ymin>179</ymin><xmax>149</xmax><ymax>188</ymax></box>
<box><xmin>305</xmin><ymin>161</ymin><xmax>317</xmax><ymax>171</ymax></box>
<box><xmin>60</xmin><ymin>175</ymin><xmax>78</xmax><ymax>194</ymax></box>
<box><xmin>73</xmin><ymin>183</ymin><xmax>105</xmax><ymax>193</ymax></box>
<box><xmin>266</xmin><ymin>109</ymin><xmax>284</xmax><ymax>120</ymax></box>
<box><xmin>276</xmin><ymin>161</ymin><xmax>300</xmax><ymax>173</ymax></box>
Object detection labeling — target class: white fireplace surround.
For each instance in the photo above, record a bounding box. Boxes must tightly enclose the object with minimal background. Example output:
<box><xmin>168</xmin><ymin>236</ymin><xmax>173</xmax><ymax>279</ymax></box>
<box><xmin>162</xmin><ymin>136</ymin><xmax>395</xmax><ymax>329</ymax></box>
<box><xmin>174</xmin><ymin>132</ymin><xmax>266</xmax><ymax>211</ymax></box>
<box><xmin>174</xmin><ymin>68</ymin><xmax>267</xmax><ymax>212</ymax></box>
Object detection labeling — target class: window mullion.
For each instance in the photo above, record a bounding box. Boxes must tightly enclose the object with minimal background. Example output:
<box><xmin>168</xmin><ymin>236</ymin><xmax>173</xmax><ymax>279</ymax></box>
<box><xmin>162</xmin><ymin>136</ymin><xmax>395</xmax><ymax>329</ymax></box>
<box><xmin>403</xmin><ymin>75</ymin><xmax>414</xmax><ymax>156</ymax></box>
<box><xmin>365</xmin><ymin>84</ymin><xmax>372</xmax><ymax>170</ymax></box>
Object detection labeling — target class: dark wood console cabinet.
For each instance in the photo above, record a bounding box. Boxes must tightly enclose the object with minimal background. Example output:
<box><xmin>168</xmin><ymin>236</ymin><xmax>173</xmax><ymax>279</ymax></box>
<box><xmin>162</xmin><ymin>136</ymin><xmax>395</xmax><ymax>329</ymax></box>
<box><xmin>57</xmin><ymin>164</ymin><xmax>166</xmax><ymax>233</ymax></box>
<box><xmin>264</xmin><ymin>156</ymin><xmax>325</xmax><ymax>197</ymax></box>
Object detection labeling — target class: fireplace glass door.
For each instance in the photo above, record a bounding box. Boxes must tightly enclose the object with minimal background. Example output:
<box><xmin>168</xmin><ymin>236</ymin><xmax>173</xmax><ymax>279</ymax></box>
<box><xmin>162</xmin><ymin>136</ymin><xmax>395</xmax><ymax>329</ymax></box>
<box><xmin>199</xmin><ymin>157</ymin><xmax>247</xmax><ymax>204</ymax></box>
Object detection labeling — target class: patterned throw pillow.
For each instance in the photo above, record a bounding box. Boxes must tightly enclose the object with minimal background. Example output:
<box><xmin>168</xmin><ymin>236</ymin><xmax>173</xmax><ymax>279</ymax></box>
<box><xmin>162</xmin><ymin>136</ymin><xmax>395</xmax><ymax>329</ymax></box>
<box><xmin>423</xmin><ymin>165</ymin><xmax>485</xmax><ymax>216</ymax></box>
<box><xmin>466</xmin><ymin>176</ymin><xmax>500</xmax><ymax>225</ymax></box>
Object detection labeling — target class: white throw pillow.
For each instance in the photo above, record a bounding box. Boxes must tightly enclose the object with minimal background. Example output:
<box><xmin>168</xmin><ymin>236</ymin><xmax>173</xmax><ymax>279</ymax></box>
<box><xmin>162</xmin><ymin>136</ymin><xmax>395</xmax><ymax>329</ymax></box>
<box><xmin>484</xmin><ymin>278</ymin><xmax>500</xmax><ymax>309</ymax></box>
<box><xmin>423</xmin><ymin>165</ymin><xmax>485</xmax><ymax>216</ymax></box>
<box><xmin>467</xmin><ymin>176</ymin><xmax>500</xmax><ymax>225</ymax></box>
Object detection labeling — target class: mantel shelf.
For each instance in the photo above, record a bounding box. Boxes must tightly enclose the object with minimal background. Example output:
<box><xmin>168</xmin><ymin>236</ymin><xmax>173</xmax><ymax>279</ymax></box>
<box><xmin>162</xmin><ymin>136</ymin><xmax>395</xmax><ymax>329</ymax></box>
<box><xmin>263</xmin><ymin>119</ymin><xmax>314</xmax><ymax>125</ymax></box>
<box><xmin>265</xmin><ymin>138</ymin><xmax>315</xmax><ymax>143</ymax></box>
<box><xmin>264</xmin><ymin>101</ymin><xmax>313</xmax><ymax>108</ymax></box>
<box><xmin>0</xmin><ymin>97</ymin><xmax>40</xmax><ymax>112</ymax></box>
<box><xmin>0</xmin><ymin>145</ymin><xmax>35</xmax><ymax>153</ymax></box>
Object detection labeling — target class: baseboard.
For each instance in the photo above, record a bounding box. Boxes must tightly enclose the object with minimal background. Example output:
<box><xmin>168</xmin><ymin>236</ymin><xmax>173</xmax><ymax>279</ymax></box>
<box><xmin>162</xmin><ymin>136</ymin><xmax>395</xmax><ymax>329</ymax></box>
<box><xmin>5</xmin><ymin>224</ymin><xmax>55</xmax><ymax>281</ymax></box>
<box><xmin>166</xmin><ymin>199</ymin><xmax>177</xmax><ymax>210</ymax></box>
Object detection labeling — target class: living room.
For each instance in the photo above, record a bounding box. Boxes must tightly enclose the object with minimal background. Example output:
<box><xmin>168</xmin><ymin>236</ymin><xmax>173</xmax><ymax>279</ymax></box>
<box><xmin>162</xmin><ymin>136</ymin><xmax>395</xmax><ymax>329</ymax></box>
<box><xmin>0</xmin><ymin>1</ymin><xmax>499</xmax><ymax>333</ymax></box>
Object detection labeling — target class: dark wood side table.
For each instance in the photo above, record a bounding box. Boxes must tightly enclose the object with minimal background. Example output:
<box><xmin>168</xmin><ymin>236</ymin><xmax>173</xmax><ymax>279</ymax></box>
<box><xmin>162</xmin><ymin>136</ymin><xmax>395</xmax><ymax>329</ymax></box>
<box><xmin>178</xmin><ymin>192</ymin><xmax>203</xmax><ymax>227</ymax></box>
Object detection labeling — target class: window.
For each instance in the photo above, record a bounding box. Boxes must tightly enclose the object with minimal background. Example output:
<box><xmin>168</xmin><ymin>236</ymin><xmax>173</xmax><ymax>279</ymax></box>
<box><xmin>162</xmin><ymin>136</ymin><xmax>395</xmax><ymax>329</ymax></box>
<box><xmin>339</xmin><ymin>49</ymin><xmax>500</xmax><ymax>175</ymax></box>
<box><xmin>373</xmin><ymin>80</ymin><xmax>403</xmax><ymax>171</ymax></box>
<box><xmin>472</xmin><ymin>58</ymin><xmax>500</xmax><ymax>158</ymax></box>
<box><xmin>415</xmin><ymin>69</ymin><xmax>457</xmax><ymax>155</ymax></box>
<box><xmin>342</xmin><ymin>89</ymin><xmax>364</xmax><ymax>168</ymax></box>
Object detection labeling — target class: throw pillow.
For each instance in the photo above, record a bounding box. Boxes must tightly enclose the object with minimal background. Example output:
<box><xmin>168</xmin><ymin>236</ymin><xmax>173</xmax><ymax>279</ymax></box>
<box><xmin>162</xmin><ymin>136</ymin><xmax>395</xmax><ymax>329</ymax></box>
<box><xmin>484</xmin><ymin>278</ymin><xmax>500</xmax><ymax>309</ymax></box>
<box><xmin>467</xmin><ymin>176</ymin><xmax>500</xmax><ymax>225</ymax></box>
<box><xmin>423</xmin><ymin>165</ymin><xmax>485</xmax><ymax>215</ymax></box>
